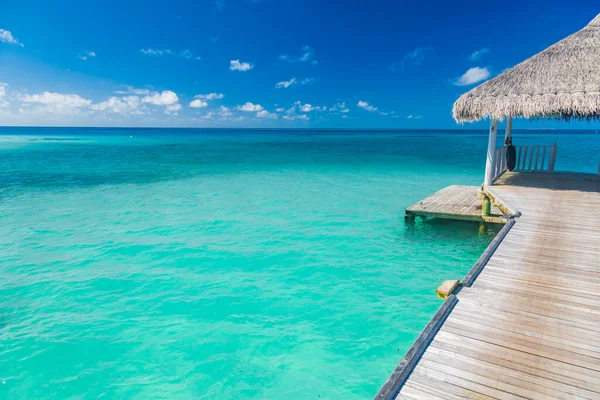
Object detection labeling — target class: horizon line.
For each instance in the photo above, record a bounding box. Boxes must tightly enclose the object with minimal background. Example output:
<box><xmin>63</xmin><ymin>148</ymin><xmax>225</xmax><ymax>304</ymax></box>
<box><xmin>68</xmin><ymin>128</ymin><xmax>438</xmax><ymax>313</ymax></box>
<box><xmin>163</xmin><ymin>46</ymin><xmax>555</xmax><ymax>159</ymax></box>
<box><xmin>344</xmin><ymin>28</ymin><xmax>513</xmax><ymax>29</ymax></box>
<box><xmin>1</xmin><ymin>126</ymin><xmax>600</xmax><ymax>132</ymax></box>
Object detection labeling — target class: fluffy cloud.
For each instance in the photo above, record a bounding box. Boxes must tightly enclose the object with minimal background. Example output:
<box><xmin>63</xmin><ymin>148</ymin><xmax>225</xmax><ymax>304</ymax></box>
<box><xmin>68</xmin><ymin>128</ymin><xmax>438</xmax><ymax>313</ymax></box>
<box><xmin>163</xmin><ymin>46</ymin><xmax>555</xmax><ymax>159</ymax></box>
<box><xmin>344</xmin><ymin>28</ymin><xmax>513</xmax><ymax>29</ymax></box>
<box><xmin>140</xmin><ymin>48</ymin><xmax>171</xmax><ymax>56</ymax></box>
<box><xmin>279</xmin><ymin>46</ymin><xmax>317</xmax><ymax>65</ymax></box>
<box><xmin>189</xmin><ymin>99</ymin><xmax>208</xmax><ymax>108</ymax></box>
<box><xmin>299</xmin><ymin>103</ymin><xmax>314</xmax><ymax>112</ymax></box>
<box><xmin>194</xmin><ymin>93</ymin><xmax>224</xmax><ymax>100</ymax></box>
<box><xmin>283</xmin><ymin>114</ymin><xmax>309</xmax><ymax>121</ymax></box>
<box><xmin>0</xmin><ymin>83</ymin><xmax>8</xmax><ymax>107</ymax></box>
<box><xmin>237</xmin><ymin>102</ymin><xmax>263</xmax><ymax>112</ymax></box>
<box><xmin>256</xmin><ymin>110</ymin><xmax>277</xmax><ymax>119</ymax></box>
<box><xmin>357</xmin><ymin>100</ymin><xmax>378</xmax><ymax>112</ymax></box>
<box><xmin>0</xmin><ymin>29</ymin><xmax>23</xmax><ymax>47</ymax></box>
<box><xmin>20</xmin><ymin>92</ymin><xmax>92</xmax><ymax>108</ymax></box>
<box><xmin>78</xmin><ymin>50</ymin><xmax>97</xmax><ymax>60</ymax></box>
<box><xmin>275</xmin><ymin>78</ymin><xmax>314</xmax><ymax>88</ymax></box>
<box><xmin>140</xmin><ymin>48</ymin><xmax>198</xmax><ymax>60</ymax></box>
<box><xmin>180</xmin><ymin>49</ymin><xmax>200</xmax><ymax>60</ymax></box>
<box><xmin>165</xmin><ymin>103</ymin><xmax>182</xmax><ymax>114</ymax></box>
<box><xmin>142</xmin><ymin>90</ymin><xmax>179</xmax><ymax>105</ymax></box>
<box><xmin>330</xmin><ymin>102</ymin><xmax>349</xmax><ymax>113</ymax></box>
<box><xmin>230</xmin><ymin>59</ymin><xmax>253</xmax><ymax>71</ymax></box>
<box><xmin>91</xmin><ymin>96</ymin><xmax>142</xmax><ymax>114</ymax></box>
<box><xmin>115</xmin><ymin>86</ymin><xmax>151</xmax><ymax>95</ymax></box>
<box><xmin>219</xmin><ymin>106</ymin><xmax>232</xmax><ymax>116</ymax></box>
<box><xmin>18</xmin><ymin>91</ymin><xmax>92</xmax><ymax>115</ymax></box>
<box><xmin>275</xmin><ymin>78</ymin><xmax>296</xmax><ymax>89</ymax></box>
<box><xmin>454</xmin><ymin>67</ymin><xmax>490</xmax><ymax>86</ymax></box>
<box><xmin>393</xmin><ymin>47</ymin><xmax>432</xmax><ymax>70</ymax></box>
<box><xmin>469</xmin><ymin>48</ymin><xmax>490</xmax><ymax>61</ymax></box>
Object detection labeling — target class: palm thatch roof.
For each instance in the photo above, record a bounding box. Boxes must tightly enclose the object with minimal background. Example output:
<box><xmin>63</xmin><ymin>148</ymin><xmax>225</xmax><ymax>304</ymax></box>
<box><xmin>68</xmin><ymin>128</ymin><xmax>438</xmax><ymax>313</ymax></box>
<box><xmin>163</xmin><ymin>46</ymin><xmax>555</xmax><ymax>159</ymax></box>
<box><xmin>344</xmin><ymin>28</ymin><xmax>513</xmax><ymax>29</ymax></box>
<box><xmin>453</xmin><ymin>14</ymin><xmax>600</xmax><ymax>122</ymax></box>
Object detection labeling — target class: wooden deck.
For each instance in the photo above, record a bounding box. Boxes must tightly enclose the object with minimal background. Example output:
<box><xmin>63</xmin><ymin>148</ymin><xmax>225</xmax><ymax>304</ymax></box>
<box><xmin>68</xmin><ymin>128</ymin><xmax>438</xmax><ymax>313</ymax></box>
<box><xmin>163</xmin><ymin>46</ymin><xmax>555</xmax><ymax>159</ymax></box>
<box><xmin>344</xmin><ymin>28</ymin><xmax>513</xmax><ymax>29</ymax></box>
<box><xmin>405</xmin><ymin>185</ymin><xmax>504</xmax><ymax>223</ymax></box>
<box><xmin>378</xmin><ymin>172</ymin><xmax>600</xmax><ymax>400</ymax></box>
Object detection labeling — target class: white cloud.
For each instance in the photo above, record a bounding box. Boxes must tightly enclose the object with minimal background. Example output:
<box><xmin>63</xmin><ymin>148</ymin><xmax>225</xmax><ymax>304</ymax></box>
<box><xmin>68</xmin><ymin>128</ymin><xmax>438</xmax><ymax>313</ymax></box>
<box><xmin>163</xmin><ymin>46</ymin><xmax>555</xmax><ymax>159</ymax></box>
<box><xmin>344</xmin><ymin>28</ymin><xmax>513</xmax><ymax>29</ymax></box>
<box><xmin>276</xmin><ymin>107</ymin><xmax>285</xmax><ymax>112</ymax></box>
<box><xmin>18</xmin><ymin>91</ymin><xmax>92</xmax><ymax>116</ymax></box>
<box><xmin>237</xmin><ymin>101</ymin><xmax>263</xmax><ymax>112</ymax></box>
<box><xmin>0</xmin><ymin>83</ymin><xmax>8</xmax><ymax>107</ymax></box>
<box><xmin>406</xmin><ymin>115</ymin><xmax>423</xmax><ymax>119</ymax></box>
<box><xmin>219</xmin><ymin>106</ymin><xmax>232</xmax><ymax>116</ymax></box>
<box><xmin>230</xmin><ymin>59</ymin><xmax>253</xmax><ymax>71</ymax></box>
<box><xmin>393</xmin><ymin>47</ymin><xmax>432</xmax><ymax>70</ymax></box>
<box><xmin>300</xmin><ymin>78</ymin><xmax>315</xmax><ymax>85</ymax></box>
<box><xmin>181</xmin><ymin>49</ymin><xmax>200</xmax><ymax>60</ymax></box>
<box><xmin>20</xmin><ymin>92</ymin><xmax>92</xmax><ymax>108</ymax></box>
<box><xmin>202</xmin><ymin>111</ymin><xmax>215</xmax><ymax>119</ymax></box>
<box><xmin>469</xmin><ymin>48</ymin><xmax>490</xmax><ymax>61</ymax></box>
<box><xmin>357</xmin><ymin>100</ymin><xmax>378</xmax><ymax>112</ymax></box>
<box><xmin>140</xmin><ymin>48</ymin><xmax>169</xmax><ymax>56</ymax></box>
<box><xmin>77</xmin><ymin>49</ymin><xmax>97</xmax><ymax>61</ymax></box>
<box><xmin>454</xmin><ymin>67</ymin><xmax>490</xmax><ymax>86</ymax></box>
<box><xmin>189</xmin><ymin>99</ymin><xmax>208</xmax><ymax>108</ymax></box>
<box><xmin>142</xmin><ymin>90</ymin><xmax>179</xmax><ymax>105</ymax></box>
<box><xmin>91</xmin><ymin>96</ymin><xmax>142</xmax><ymax>115</ymax></box>
<box><xmin>256</xmin><ymin>110</ymin><xmax>277</xmax><ymax>119</ymax></box>
<box><xmin>0</xmin><ymin>29</ymin><xmax>23</xmax><ymax>47</ymax></box>
<box><xmin>330</xmin><ymin>102</ymin><xmax>349</xmax><ymax>113</ymax></box>
<box><xmin>279</xmin><ymin>46</ymin><xmax>316</xmax><ymax>64</ymax></box>
<box><xmin>165</xmin><ymin>103</ymin><xmax>182</xmax><ymax>114</ymax></box>
<box><xmin>141</xmin><ymin>48</ymin><xmax>198</xmax><ymax>59</ymax></box>
<box><xmin>275</xmin><ymin>78</ymin><xmax>296</xmax><ymax>89</ymax></box>
<box><xmin>299</xmin><ymin>103</ymin><xmax>314</xmax><ymax>112</ymax></box>
<box><xmin>115</xmin><ymin>86</ymin><xmax>151</xmax><ymax>95</ymax></box>
<box><xmin>194</xmin><ymin>93</ymin><xmax>224</xmax><ymax>100</ymax></box>
<box><xmin>283</xmin><ymin>114</ymin><xmax>309</xmax><ymax>121</ymax></box>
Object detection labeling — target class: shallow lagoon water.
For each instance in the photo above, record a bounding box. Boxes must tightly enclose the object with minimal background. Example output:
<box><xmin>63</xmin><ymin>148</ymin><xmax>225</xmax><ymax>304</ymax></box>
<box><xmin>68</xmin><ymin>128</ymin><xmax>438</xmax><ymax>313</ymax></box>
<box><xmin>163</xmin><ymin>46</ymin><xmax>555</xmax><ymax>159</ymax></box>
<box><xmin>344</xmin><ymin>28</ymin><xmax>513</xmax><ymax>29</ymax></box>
<box><xmin>0</xmin><ymin>128</ymin><xmax>597</xmax><ymax>399</ymax></box>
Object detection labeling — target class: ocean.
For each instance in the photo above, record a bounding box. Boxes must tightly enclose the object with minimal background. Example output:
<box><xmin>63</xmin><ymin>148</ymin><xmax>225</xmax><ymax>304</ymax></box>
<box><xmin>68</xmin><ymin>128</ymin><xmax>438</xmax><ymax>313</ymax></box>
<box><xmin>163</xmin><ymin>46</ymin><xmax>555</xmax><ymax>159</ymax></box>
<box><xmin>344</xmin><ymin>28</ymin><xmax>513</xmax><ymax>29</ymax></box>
<box><xmin>0</xmin><ymin>128</ymin><xmax>598</xmax><ymax>399</ymax></box>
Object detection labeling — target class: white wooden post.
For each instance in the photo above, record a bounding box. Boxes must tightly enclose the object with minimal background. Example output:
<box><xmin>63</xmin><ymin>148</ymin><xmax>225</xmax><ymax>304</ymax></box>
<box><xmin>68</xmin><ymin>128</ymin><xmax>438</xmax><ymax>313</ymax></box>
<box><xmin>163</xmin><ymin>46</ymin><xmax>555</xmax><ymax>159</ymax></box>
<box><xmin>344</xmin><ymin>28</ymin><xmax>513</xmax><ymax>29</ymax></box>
<box><xmin>485</xmin><ymin>119</ymin><xmax>498</xmax><ymax>186</ymax></box>
<box><xmin>504</xmin><ymin>117</ymin><xmax>513</xmax><ymax>143</ymax></box>
<box><xmin>548</xmin><ymin>142</ymin><xmax>557</xmax><ymax>173</ymax></box>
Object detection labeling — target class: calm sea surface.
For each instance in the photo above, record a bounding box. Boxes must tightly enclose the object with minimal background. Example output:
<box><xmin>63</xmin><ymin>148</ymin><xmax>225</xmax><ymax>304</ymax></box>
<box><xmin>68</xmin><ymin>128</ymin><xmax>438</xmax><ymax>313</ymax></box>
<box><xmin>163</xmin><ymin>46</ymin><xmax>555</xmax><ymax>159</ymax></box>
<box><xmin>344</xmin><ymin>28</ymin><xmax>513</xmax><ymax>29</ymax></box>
<box><xmin>0</xmin><ymin>128</ymin><xmax>598</xmax><ymax>399</ymax></box>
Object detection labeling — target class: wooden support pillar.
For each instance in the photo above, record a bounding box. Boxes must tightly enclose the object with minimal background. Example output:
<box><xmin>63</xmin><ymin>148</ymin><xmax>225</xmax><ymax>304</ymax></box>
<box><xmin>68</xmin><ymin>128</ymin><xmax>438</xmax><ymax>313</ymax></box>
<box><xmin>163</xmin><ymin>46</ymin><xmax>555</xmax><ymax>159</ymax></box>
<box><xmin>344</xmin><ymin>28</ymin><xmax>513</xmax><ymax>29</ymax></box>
<box><xmin>504</xmin><ymin>117</ymin><xmax>513</xmax><ymax>143</ymax></box>
<box><xmin>484</xmin><ymin>119</ymin><xmax>498</xmax><ymax>186</ymax></box>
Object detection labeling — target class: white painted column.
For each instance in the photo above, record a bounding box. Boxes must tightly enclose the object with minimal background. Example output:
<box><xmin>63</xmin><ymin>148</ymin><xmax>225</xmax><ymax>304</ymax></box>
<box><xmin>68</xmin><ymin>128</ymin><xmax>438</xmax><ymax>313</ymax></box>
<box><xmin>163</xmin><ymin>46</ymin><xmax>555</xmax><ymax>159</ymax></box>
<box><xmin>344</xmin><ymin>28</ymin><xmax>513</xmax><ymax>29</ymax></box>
<box><xmin>484</xmin><ymin>119</ymin><xmax>498</xmax><ymax>186</ymax></box>
<box><xmin>504</xmin><ymin>117</ymin><xmax>513</xmax><ymax>143</ymax></box>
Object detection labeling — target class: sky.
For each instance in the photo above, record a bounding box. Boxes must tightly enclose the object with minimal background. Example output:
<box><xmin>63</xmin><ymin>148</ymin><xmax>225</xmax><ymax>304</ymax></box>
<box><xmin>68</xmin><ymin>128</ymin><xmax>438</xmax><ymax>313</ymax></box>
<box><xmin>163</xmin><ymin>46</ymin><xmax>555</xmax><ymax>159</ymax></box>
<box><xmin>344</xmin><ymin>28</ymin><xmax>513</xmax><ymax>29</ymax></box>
<box><xmin>0</xmin><ymin>0</ymin><xmax>599</xmax><ymax>129</ymax></box>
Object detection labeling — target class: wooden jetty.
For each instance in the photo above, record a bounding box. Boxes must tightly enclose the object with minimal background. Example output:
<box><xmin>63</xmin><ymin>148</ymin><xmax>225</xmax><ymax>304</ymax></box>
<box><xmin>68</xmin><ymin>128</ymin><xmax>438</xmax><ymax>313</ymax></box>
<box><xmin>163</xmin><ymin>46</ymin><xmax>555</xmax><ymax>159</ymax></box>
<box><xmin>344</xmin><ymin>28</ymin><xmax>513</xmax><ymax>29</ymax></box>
<box><xmin>376</xmin><ymin>171</ymin><xmax>600</xmax><ymax>399</ymax></box>
<box><xmin>405</xmin><ymin>185</ymin><xmax>504</xmax><ymax>223</ymax></box>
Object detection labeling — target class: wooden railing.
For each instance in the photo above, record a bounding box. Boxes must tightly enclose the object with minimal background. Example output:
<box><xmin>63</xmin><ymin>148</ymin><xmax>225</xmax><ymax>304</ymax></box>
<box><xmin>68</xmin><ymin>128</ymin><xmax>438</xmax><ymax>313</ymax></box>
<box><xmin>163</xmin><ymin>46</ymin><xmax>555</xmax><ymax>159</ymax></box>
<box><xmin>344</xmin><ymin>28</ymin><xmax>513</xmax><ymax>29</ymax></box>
<box><xmin>492</xmin><ymin>143</ymin><xmax>557</xmax><ymax>182</ymax></box>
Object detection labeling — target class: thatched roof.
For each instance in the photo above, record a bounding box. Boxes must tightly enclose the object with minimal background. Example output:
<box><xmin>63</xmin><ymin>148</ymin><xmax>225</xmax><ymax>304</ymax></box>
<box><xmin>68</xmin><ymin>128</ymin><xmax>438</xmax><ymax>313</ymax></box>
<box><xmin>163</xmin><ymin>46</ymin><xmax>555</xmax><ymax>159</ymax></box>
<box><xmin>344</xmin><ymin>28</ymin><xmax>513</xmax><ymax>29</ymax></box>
<box><xmin>453</xmin><ymin>14</ymin><xmax>600</xmax><ymax>122</ymax></box>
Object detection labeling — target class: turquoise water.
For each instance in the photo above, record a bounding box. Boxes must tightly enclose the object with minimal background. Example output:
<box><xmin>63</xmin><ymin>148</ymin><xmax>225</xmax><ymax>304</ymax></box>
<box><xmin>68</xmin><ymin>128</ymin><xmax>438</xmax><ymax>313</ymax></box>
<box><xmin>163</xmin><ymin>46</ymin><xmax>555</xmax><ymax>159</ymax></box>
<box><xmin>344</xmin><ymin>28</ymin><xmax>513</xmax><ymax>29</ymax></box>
<box><xmin>0</xmin><ymin>128</ymin><xmax>597</xmax><ymax>399</ymax></box>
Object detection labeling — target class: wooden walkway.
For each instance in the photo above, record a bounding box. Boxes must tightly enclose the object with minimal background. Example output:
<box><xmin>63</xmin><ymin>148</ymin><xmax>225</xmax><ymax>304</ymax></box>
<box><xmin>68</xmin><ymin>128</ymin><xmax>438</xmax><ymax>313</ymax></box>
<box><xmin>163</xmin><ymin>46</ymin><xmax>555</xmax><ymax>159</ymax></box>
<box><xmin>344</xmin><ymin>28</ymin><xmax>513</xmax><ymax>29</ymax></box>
<box><xmin>378</xmin><ymin>172</ymin><xmax>600</xmax><ymax>400</ymax></box>
<box><xmin>405</xmin><ymin>185</ymin><xmax>504</xmax><ymax>223</ymax></box>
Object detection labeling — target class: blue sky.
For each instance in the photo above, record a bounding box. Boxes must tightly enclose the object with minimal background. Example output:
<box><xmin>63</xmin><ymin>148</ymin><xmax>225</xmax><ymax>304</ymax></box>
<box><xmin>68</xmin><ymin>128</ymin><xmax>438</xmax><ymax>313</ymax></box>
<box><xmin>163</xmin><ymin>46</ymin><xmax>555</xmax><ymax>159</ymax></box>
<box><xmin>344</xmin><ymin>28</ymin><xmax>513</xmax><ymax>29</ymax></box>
<box><xmin>0</xmin><ymin>0</ymin><xmax>599</xmax><ymax>129</ymax></box>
